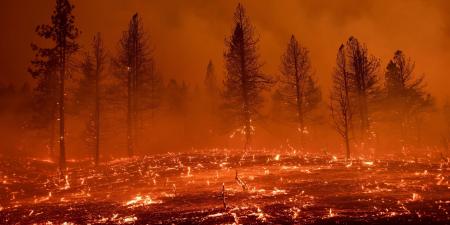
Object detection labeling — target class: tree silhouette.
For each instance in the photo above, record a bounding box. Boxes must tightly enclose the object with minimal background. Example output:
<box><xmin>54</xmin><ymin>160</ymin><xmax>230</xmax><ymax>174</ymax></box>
<box><xmin>205</xmin><ymin>60</ymin><xmax>219</xmax><ymax>95</ymax></box>
<box><xmin>330</xmin><ymin>45</ymin><xmax>353</xmax><ymax>160</ymax></box>
<box><xmin>384</xmin><ymin>50</ymin><xmax>433</xmax><ymax>147</ymax></box>
<box><xmin>78</xmin><ymin>33</ymin><xmax>106</xmax><ymax>165</ymax></box>
<box><xmin>222</xmin><ymin>4</ymin><xmax>272</xmax><ymax>149</ymax></box>
<box><xmin>30</xmin><ymin>0</ymin><xmax>80</xmax><ymax>170</ymax></box>
<box><xmin>278</xmin><ymin>35</ymin><xmax>321</xmax><ymax>148</ymax></box>
<box><xmin>114</xmin><ymin>13</ymin><xmax>156</xmax><ymax>156</ymax></box>
<box><xmin>203</xmin><ymin>60</ymin><xmax>221</xmax><ymax>141</ymax></box>
<box><xmin>345</xmin><ymin>36</ymin><xmax>380</xmax><ymax>146</ymax></box>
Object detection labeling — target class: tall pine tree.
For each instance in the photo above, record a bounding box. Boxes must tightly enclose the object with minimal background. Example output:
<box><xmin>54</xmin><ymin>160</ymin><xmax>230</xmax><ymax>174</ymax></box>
<box><xmin>384</xmin><ymin>50</ymin><xmax>433</xmax><ymax>147</ymax></box>
<box><xmin>77</xmin><ymin>33</ymin><xmax>106</xmax><ymax>165</ymax></box>
<box><xmin>30</xmin><ymin>0</ymin><xmax>80</xmax><ymax>170</ymax></box>
<box><xmin>278</xmin><ymin>35</ymin><xmax>321</xmax><ymax>148</ymax></box>
<box><xmin>114</xmin><ymin>13</ymin><xmax>158</xmax><ymax>156</ymax></box>
<box><xmin>223</xmin><ymin>4</ymin><xmax>272</xmax><ymax>149</ymax></box>
<box><xmin>345</xmin><ymin>37</ymin><xmax>380</xmax><ymax>147</ymax></box>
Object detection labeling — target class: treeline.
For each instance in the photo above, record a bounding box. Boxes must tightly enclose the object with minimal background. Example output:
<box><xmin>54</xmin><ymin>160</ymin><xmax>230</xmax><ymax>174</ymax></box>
<box><xmin>18</xmin><ymin>1</ymin><xmax>450</xmax><ymax>170</ymax></box>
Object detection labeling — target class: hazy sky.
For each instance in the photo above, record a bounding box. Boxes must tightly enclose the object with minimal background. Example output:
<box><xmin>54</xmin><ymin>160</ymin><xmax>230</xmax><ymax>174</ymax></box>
<box><xmin>1</xmin><ymin>0</ymin><xmax>450</xmax><ymax>100</ymax></box>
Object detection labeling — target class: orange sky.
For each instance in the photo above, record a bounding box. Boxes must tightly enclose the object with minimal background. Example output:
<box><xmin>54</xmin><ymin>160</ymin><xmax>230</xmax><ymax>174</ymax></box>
<box><xmin>1</xmin><ymin>0</ymin><xmax>450</xmax><ymax>101</ymax></box>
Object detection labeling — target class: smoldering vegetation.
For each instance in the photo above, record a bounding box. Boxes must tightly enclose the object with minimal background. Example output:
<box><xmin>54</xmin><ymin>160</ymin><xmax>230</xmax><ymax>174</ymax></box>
<box><xmin>1</xmin><ymin>0</ymin><xmax>450</xmax><ymax>224</ymax></box>
<box><xmin>0</xmin><ymin>150</ymin><xmax>449</xmax><ymax>224</ymax></box>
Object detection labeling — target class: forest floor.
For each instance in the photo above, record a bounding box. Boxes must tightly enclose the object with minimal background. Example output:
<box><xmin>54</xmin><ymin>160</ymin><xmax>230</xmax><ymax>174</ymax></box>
<box><xmin>0</xmin><ymin>149</ymin><xmax>449</xmax><ymax>224</ymax></box>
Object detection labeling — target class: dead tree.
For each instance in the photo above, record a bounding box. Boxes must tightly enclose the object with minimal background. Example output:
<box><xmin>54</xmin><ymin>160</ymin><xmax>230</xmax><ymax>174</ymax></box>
<box><xmin>384</xmin><ymin>50</ymin><xmax>433</xmax><ymax>148</ymax></box>
<box><xmin>78</xmin><ymin>33</ymin><xmax>106</xmax><ymax>166</ymax></box>
<box><xmin>278</xmin><ymin>35</ymin><xmax>321</xmax><ymax>148</ymax></box>
<box><xmin>115</xmin><ymin>13</ymin><xmax>156</xmax><ymax>156</ymax></box>
<box><xmin>223</xmin><ymin>4</ymin><xmax>271</xmax><ymax>149</ymax></box>
<box><xmin>345</xmin><ymin>37</ymin><xmax>380</xmax><ymax>144</ymax></box>
<box><xmin>30</xmin><ymin>0</ymin><xmax>80</xmax><ymax>170</ymax></box>
<box><xmin>222</xmin><ymin>183</ymin><xmax>227</xmax><ymax>209</ymax></box>
<box><xmin>235</xmin><ymin>170</ymin><xmax>248</xmax><ymax>191</ymax></box>
<box><xmin>330</xmin><ymin>45</ymin><xmax>353</xmax><ymax>160</ymax></box>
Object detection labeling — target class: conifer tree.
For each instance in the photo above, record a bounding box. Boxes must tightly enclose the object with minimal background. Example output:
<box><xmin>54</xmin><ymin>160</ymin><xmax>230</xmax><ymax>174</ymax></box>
<box><xmin>30</xmin><ymin>0</ymin><xmax>80</xmax><ymax>170</ymax></box>
<box><xmin>223</xmin><ymin>4</ymin><xmax>272</xmax><ymax>149</ymax></box>
<box><xmin>278</xmin><ymin>35</ymin><xmax>321</xmax><ymax>148</ymax></box>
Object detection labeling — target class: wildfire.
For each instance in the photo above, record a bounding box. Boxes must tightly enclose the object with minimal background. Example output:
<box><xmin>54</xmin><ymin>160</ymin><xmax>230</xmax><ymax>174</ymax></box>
<box><xmin>328</xmin><ymin>208</ymin><xmax>336</xmax><ymax>217</ymax></box>
<box><xmin>274</xmin><ymin>154</ymin><xmax>280</xmax><ymax>161</ymax></box>
<box><xmin>272</xmin><ymin>187</ymin><xmax>287</xmax><ymax>195</ymax></box>
<box><xmin>122</xmin><ymin>216</ymin><xmax>137</xmax><ymax>223</ymax></box>
<box><xmin>125</xmin><ymin>194</ymin><xmax>162</xmax><ymax>208</ymax></box>
<box><xmin>362</xmin><ymin>161</ymin><xmax>374</xmax><ymax>166</ymax></box>
<box><xmin>254</xmin><ymin>207</ymin><xmax>268</xmax><ymax>222</ymax></box>
<box><xmin>411</xmin><ymin>193</ymin><xmax>423</xmax><ymax>202</ymax></box>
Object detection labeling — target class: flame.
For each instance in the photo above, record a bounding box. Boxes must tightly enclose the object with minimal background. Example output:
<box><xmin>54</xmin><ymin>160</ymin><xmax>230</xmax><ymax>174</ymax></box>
<box><xmin>411</xmin><ymin>193</ymin><xmax>422</xmax><ymax>202</ymax></box>
<box><xmin>125</xmin><ymin>194</ymin><xmax>162</xmax><ymax>207</ymax></box>
<box><xmin>328</xmin><ymin>208</ymin><xmax>336</xmax><ymax>217</ymax></box>
<box><xmin>122</xmin><ymin>216</ymin><xmax>137</xmax><ymax>224</ymax></box>
<box><xmin>274</xmin><ymin>154</ymin><xmax>280</xmax><ymax>161</ymax></box>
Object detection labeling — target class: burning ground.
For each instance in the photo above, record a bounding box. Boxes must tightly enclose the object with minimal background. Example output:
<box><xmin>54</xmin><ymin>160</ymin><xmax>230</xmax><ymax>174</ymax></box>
<box><xmin>0</xmin><ymin>150</ymin><xmax>449</xmax><ymax>224</ymax></box>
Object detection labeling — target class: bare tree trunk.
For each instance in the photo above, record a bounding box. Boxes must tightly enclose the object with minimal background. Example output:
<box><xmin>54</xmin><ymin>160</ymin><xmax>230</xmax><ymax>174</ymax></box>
<box><xmin>50</xmin><ymin>122</ymin><xmax>55</xmax><ymax>159</ymax></box>
<box><xmin>240</xmin><ymin>39</ymin><xmax>251</xmax><ymax>150</ymax></box>
<box><xmin>127</xmin><ymin>67</ymin><xmax>134</xmax><ymax>157</ymax></box>
<box><xmin>133</xmin><ymin>29</ymin><xmax>139</xmax><ymax>155</ymax></box>
<box><xmin>94</xmin><ymin>35</ymin><xmax>101</xmax><ymax>166</ymax></box>
<box><xmin>295</xmin><ymin>70</ymin><xmax>304</xmax><ymax>149</ymax></box>
<box><xmin>59</xmin><ymin>45</ymin><xmax>66</xmax><ymax>171</ymax></box>
<box><xmin>344</xmin><ymin>116</ymin><xmax>351</xmax><ymax>161</ymax></box>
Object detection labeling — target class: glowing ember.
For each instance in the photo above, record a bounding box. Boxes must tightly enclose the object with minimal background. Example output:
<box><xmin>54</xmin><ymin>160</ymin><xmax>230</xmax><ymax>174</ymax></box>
<box><xmin>121</xmin><ymin>216</ymin><xmax>137</xmax><ymax>224</ymax></box>
<box><xmin>0</xmin><ymin>150</ymin><xmax>449</xmax><ymax>224</ymax></box>
<box><xmin>411</xmin><ymin>193</ymin><xmax>423</xmax><ymax>202</ymax></box>
<box><xmin>274</xmin><ymin>154</ymin><xmax>280</xmax><ymax>161</ymax></box>
<box><xmin>328</xmin><ymin>208</ymin><xmax>336</xmax><ymax>217</ymax></box>
<box><xmin>125</xmin><ymin>195</ymin><xmax>162</xmax><ymax>207</ymax></box>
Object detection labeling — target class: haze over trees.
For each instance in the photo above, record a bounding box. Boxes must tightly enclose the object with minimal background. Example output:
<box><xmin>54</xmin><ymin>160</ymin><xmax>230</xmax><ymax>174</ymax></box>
<box><xmin>203</xmin><ymin>60</ymin><xmax>221</xmax><ymax>144</ymax></box>
<box><xmin>384</xmin><ymin>50</ymin><xmax>433</xmax><ymax>148</ymax></box>
<box><xmin>222</xmin><ymin>4</ymin><xmax>272</xmax><ymax>149</ymax></box>
<box><xmin>77</xmin><ymin>33</ymin><xmax>106</xmax><ymax>166</ymax></box>
<box><xmin>443</xmin><ymin>101</ymin><xmax>450</xmax><ymax>151</ymax></box>
<box><xmin>16</xmin><ymin>0</ymin><xmax>449</xmax><ymax>166</ymax></box>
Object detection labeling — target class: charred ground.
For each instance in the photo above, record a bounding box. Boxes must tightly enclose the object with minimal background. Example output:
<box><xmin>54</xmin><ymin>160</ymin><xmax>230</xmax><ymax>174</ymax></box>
<box><xmin>0</xmin><ymin>150</ymin><xmax>449</xmax><ymax>224</ymax></box>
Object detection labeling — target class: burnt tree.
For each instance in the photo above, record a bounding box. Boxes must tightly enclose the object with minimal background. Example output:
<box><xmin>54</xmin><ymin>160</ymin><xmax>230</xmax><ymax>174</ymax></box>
<box><xmin>223</xmin><ymin>4</ymin><xmax>271</xmax><ymax>149</ymax></box>
<box><xmin>115</xmin><ymin>13</ymin><xmax>156</xmax><ymax>156</ymax></box>
<box><xmin>278</xmin><ymin>35</ymin><xmax>321</xmax><ymax>148</ymax></box>
<box><xmin>78</xmin><ymin>33</ymin><xmax>106</xmax><ymax>165</ymax></box>
<box><xmin>30</xmin><ymin>0</ymin><xmax>80</xmax><ymax>170</ymax></box>
<box><xmin>330</xmin><ymin>45</ymin><xmax>353</xmax><ymax>160</ymax></box>
<box><xmin>345</xmin><ymin>37</ymin><xmax>380</xmax><ymax>146</ymax></box>
<box><xmin>384</xmin><ymin>50</ymin><xmax>433</xmax><ymax>147</ymax></box>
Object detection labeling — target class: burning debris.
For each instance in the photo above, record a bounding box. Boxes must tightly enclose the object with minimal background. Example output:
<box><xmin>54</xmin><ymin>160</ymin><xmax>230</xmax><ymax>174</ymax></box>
<box><xmin>0</xmin><ymin>150</ymin><xmax>448</xmax><ymax>224</ymax></box>
<box><xmin>235</xmin><ymin>170</ymin><xmax>248</xmax><ymax>191</ymax></box>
